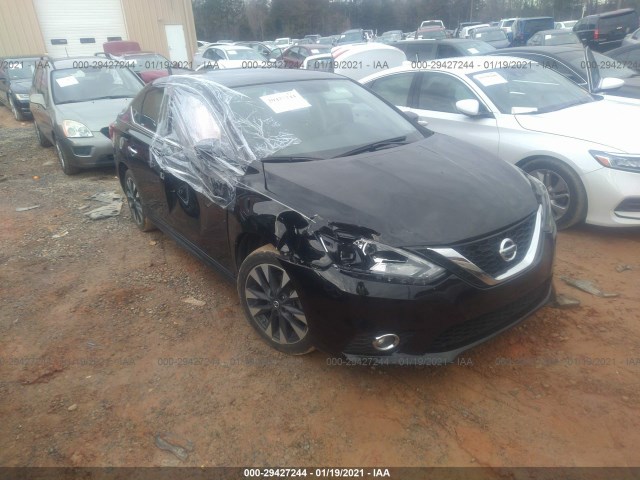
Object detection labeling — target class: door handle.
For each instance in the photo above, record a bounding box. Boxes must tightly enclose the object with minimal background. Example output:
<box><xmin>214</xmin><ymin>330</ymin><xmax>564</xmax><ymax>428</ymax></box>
<box><xmin>127</xmin><ymin>145</ymin><xmax>139</xmax><ymax>156</ymax></box>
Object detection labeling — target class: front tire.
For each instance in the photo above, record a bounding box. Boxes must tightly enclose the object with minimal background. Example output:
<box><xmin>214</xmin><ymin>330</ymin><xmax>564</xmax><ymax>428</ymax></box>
<box><xmin>35</xmin><ymin>122</ymin><xmax>52</xmax><ymax>147</ymax></box>
<box><xmin>55</xmin><ymin>138</ymin><xmax>80</xmax><ymax>175</ymax></box>
<box><xmin>522</xmin><ymin>157</ymin><xmax>587</xmax><ymax>230</ymax></box>
<box><xmin>238</xmin><ymin>246</ymin><xmax>314</xmax><ymax>355</ymax></box>
<box><xmin>123</xmin><ymin>169</ymin><xmax>155</xmax><ymax>232</ymax></box>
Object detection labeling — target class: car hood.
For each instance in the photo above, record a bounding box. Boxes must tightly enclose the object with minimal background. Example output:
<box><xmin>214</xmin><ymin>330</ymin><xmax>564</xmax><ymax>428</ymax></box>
<box><xmin>514</xmin><ymin>99</ymin><xmax>640</xmax><ymax>152</ymax></box>
<box><xmin>258</xmin><ymin>134</ymin><xmax>538</xmax><ymax>247</ymax></box>
<box><xmin>55</xmin><ymin>98</ymin><xmax>133</xmax><ymax>131</ymax></box>
<box><xmin>10</xmin><ymin>79</ymin><xmax>31</xmax><ymax>94</ymax></box>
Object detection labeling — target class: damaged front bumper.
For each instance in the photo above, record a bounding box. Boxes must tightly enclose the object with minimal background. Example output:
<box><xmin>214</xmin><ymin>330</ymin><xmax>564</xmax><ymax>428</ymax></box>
<box><xmin>279</xmin><ymin>232</ymin><xmax>555</xmax><ymax>364</ymax></box>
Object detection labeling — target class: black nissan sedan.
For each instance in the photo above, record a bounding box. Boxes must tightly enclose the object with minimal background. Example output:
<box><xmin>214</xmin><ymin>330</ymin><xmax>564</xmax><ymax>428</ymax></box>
<box><xmin>112</xmin><ymin>69</ymin><xmax>556</xmax><ymax>364</ymax></box>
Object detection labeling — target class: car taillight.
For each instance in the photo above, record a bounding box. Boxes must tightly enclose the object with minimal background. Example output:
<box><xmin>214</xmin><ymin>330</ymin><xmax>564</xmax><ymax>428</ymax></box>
<box><xmin>594</xmin><ymin>29</ymin><xmax>599</xmax><ymax>40</ymax></box>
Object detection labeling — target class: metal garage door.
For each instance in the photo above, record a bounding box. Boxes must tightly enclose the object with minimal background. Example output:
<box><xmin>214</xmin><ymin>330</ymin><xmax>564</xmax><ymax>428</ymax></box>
<box><xmin>34</xmin><ymin>0</ymin><xmax>128</xmax><ymax>57</ymax></box>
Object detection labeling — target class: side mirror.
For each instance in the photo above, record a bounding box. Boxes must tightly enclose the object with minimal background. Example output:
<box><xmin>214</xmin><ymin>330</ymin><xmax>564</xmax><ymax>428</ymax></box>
<box><xmin>30</xmin><ymin>93</ymin><xmax>45</xmax><ymax>106</ymax></box>
<box><xmin>456</xmin><ymin>99</ymin><xmax>481</xmax><ymax>116</ymax></box>
<box><xmin>598</xmin><ymin>77</ymin><xmax>624</xmax><ymax>91</ymax></box>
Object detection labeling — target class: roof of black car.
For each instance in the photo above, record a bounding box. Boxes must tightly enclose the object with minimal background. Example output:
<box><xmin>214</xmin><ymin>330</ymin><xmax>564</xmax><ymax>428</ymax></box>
<box><xmin>587</xmin><ymin>7</ymin><xmax>636</xmax><ymax>18</ymax></box>
<box><xmin>492</xmin><ymin>45</ymin><xmax>584</xmax><ymax>55</ymax></box>
<box><xmin>190</xmin><ymin>68</ymin><xmax>341</xmax><ymax>88</ymax></box>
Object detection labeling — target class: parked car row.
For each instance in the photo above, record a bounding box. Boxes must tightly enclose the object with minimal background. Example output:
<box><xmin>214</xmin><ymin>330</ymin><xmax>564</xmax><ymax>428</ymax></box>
<box><xmin>3</xmin><ymin>30</ymin><xmax>637</xmax><ymax>365</ymax></box>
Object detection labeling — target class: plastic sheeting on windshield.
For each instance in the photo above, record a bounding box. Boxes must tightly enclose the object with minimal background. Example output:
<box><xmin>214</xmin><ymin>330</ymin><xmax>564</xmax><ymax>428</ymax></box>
<box><xmin>150</xmin><ymin>75</ymin><xmax>300</xmax><ymax>207</ymax></box>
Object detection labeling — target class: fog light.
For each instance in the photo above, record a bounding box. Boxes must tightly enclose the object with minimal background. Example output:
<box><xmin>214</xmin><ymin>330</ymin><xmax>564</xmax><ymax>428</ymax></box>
<box><xmin>372</xmin><ymin>334</ymin><xmax>400</xmax><ymax>351</ymax></box>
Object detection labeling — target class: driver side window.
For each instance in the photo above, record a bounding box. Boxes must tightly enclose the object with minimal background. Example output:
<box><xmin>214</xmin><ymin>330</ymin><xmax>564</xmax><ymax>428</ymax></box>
<box><xmin>367</xmin><ymin>73</ymin><xmax>415</xmax><ymax>107</ymax></box>
<box><xmin>417</xmin><ymin>72</ymin><xmax>479</xmax><ymax>113</ymax></box>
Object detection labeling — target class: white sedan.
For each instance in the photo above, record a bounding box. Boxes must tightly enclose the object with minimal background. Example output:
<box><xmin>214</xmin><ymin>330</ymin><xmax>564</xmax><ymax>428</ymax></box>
<box><xmin>360</xmin><ymin>57</ymin><xmax>640</xmax><ymax>229</ymax></box>
<box><xmin>193</xmin><ymin>44</ymin><xmax>266</xmax><ymax>70</ymax></box>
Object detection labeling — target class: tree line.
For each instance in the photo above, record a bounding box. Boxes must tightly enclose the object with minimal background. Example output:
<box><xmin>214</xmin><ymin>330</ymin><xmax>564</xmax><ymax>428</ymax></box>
<box><xmin>192</xmin><ymin>0</ymin><xmax>640</xmax><ymax>41</ymax></box>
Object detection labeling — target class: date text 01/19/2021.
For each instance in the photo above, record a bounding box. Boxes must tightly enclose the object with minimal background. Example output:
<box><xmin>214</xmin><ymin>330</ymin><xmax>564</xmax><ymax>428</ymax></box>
<box><xmin>243</xmin><ymin>468</ymin><xmax>391</xmax><ymax>477</ymax></box>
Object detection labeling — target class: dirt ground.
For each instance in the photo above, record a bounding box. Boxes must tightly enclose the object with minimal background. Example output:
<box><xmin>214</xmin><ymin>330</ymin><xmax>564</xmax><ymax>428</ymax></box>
<box><xmin>1</xmin><ymin>105</ymin><xmax>639</xmax><ymax>468</ymax></box>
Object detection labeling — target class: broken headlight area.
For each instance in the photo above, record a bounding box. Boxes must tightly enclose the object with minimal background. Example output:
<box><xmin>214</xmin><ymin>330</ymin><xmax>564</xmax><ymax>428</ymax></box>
<box><xmin>318</xmin><ymin>234</ymin><xmax>446</xmax><ymax>285</ymax></box>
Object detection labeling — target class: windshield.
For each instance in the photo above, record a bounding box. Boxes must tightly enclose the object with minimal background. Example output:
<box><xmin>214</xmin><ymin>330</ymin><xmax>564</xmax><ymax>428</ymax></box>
<box><xmin>475</xmin><ymin>30</ymin><xmax>507</xmax><ymax>41</ymax></box>
<box><xmin>562</xmin><ymin>20</ymin><xmax>578</xmax><ymax>28</ymax></box>
<box><xmin>502</xmin><ymin>19</ymin><xmax>515</xmax><ymax>27</ymax></box>
<box><xmin>226</xmin><ymin>49</ymin><xmax>265</xmax><ymax>60</ymax></box>
<box><xmin>544</xmin><ymin>32</ymin><xmax>581</xmax><ymax>45</ymax></box>
<box><xmin>338</xmin><ymin>32</ymin><xmax>364</xmax><ymax>44</ymax></box>
<box><xmin>7</xmin><ymin>59</ymin><xmax>38</xmax><ymax>80</ymax></box>
<box><xmin>565</xmin><ymin>50</ymin><xmax>637</xmax><ymax>79</ymax></box>
<box><xmin>231</xmin><ymin>79</ymin><xmax>424</xmax><ymax>159</ymax></box>
<box><xmin>307</xmin><ymin>46</ymin><xmax>332</xmax><ymax>54</ymax></box>
<box><xmin>470</xmin><ymin>64</ymin><xmax>594</xmax><ymax>114</ymax></box>
<box><xmin>51</xmin><ymin>66</ymin><xmax>142</xmax><ymax>104</ymax></box>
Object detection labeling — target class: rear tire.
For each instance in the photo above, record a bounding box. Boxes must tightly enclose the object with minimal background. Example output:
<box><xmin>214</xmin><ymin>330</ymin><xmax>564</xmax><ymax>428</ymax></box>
<box><xmin>124</xmin><ymin>169</ymin><xmax>155</xmax><ymax>232</ymax></box>
<box><xmin>522</xmin><ymin>157</ymin><xmax>587</xmax><ymax>230</ymax></box>
<box><xmin>238</xmin><ymin>245</ymin><xmax>315</xmax><ymax>355</ymax></box>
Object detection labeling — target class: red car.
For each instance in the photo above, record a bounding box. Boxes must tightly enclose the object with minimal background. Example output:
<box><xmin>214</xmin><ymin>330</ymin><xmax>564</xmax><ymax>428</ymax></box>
<box><xmin>278</xmin><ymin>44</ymin><xmax>333</xmax><ymax>68</ymax></box>
<box><xmin>102</xmin><ymin>41</ymin><xmax>191</xmax><ymax>83</ymax></box>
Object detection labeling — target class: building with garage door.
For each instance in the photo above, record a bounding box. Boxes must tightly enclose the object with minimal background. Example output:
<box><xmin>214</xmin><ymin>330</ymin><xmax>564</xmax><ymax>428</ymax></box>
<box><xmin>0</xmin><ymin>0</ymin><xmax>197</xmax><ymax>62</ymax></box>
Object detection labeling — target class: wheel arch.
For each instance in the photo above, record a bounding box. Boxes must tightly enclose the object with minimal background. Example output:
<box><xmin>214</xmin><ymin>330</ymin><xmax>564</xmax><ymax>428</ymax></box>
<box><xmin>517</xmin><ymin>154</ymin><xmax>589</xmax><ymax>227</ymax></box>
<box><xmin>117</xmin><ymin>161</ymin><xmax>128</xmax><ymax>190</ymax></box>
<box><xmin>234</xmin><ymin>232</ymin><xmax>273</xmax><ymax>271</ymax></box>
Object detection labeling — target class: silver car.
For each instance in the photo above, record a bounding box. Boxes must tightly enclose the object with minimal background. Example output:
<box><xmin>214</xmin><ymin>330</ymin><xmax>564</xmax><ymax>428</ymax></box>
<box><xmin>30</xmin><ymin>57</ymin><xmax>144</xmax><ymax>175</ymax></box>
<box><xmin>361</xmin><ymin>56</ymin><xmax>640</xmax><ymax>229</ymax></box>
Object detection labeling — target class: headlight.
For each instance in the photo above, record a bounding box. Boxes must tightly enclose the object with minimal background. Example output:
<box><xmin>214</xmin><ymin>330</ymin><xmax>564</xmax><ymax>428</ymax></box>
<box><xmin>590</xmin><ymin>150</ymin><xmax>640</xmax><ymax>173</ymax></box>
<box><xmin>62</xmin><ymin>120</ymin><xmax>93</xmax><ymax>138</ymax></box>
<box><xmin>15</xmin><ymin>93</ymin><xmax>30</xmax><ymax>101</ymax></box>
<box><xmin>529</xmin><ymin>175</ymin><xmax>556</xmax><ymax>233</ymax></box>
<box><xmin>319</xmin><ymin>235</ymin><xmax>446</xmax><ymax>285</ymax></box>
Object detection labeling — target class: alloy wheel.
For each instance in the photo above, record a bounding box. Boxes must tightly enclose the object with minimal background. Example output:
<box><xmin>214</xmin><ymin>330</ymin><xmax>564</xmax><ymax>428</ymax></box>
<box><xmin>529</xmin><ymin>168</ymin><xmax>570</xmax><ymax>221</ymax></box>
<box><xmin>125</xmin><ymin>175</ymin><xmax>144</xmax><ymax>226</ymax></box>
<box><xmin>244</xmin><ymin>264</ymin><xmax>309</xmax><ymax>345</ymax></box>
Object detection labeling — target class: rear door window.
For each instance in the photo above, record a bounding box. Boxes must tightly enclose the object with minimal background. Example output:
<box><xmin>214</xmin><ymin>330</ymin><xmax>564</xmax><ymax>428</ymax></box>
<box><xmin>139</xmin><ymin>88</ymin><xmax>164</xmax><ymax>132</ymax></box>
<box><xmin>401</xmin><ymin>43</ymin><xmax>436</xmax><ymax>62</ymax></box>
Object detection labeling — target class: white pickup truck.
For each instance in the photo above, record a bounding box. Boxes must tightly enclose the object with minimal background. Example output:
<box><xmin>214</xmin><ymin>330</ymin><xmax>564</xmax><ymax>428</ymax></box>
<box><xmin>419</xmin><ymin>20</ymin><xmax>445</xmax><ymax>28</ymax></box>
